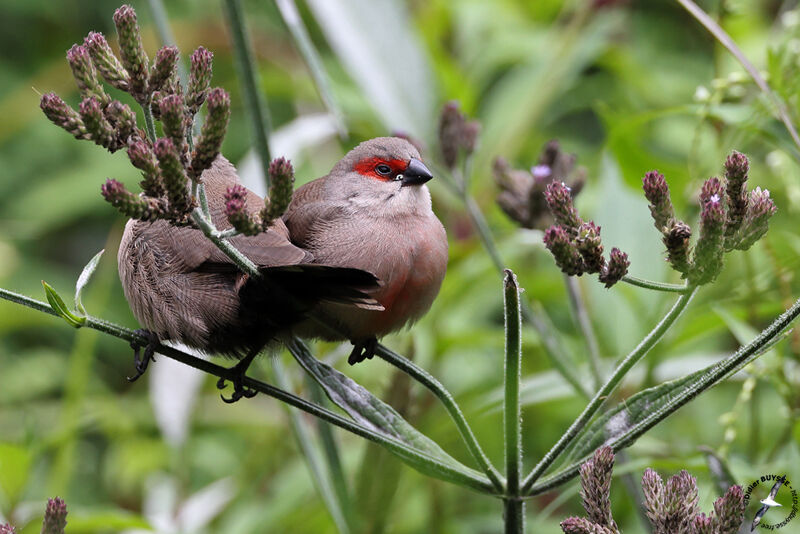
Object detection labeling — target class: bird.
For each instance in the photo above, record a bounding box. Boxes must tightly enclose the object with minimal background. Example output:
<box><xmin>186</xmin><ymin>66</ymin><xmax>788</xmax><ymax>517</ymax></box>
<box><xmin>283</xmin><ymin>136</ymin><xmax>448</xmax><ymax>364</ymax></box>
<box><xmin>751</xmin><ymin>475</ymin><xmax>786</xmax><ymax>532</ymax></box>
<box><xmin>118</xmin><ymin>137</ymin><xmax>447</xmax><ymax>401</ymax></box>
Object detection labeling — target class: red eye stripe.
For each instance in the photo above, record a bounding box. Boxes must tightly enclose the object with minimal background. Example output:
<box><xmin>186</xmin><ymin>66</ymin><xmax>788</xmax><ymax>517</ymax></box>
<box><xmin>354</xmin><ymin>157</ymin><xmax>407</xmax><ymax>181</ymax></box>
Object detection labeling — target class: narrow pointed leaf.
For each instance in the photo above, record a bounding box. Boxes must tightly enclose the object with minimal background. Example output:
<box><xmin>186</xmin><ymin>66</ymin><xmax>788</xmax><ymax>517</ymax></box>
<box><xmin>288</xmin><ymin>340</ymin><xmax>488</xmax><ymax>485</ymax></box>
<box><xmin>42</xmin><ymin>281</ymin><xmax>85</xmax><ymax>328</ymax></box>
<box><xmin>74</xmin><ymin>249</ymin><xmax>104</xmax><ymax>315</ymax></box>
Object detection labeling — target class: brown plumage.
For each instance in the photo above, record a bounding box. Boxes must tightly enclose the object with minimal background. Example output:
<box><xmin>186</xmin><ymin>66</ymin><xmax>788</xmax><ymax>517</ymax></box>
<box><xmin>118</xmin><ymin>137</ymin><xmax>447</xmax><ymax>396</ymax></box>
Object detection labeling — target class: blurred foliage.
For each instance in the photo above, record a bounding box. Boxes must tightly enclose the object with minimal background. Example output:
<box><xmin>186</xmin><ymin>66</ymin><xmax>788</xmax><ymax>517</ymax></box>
<box><xmin>1</xmin><ymin>0</ymin><xmax>800</xmax><ymax>532</ymax></box>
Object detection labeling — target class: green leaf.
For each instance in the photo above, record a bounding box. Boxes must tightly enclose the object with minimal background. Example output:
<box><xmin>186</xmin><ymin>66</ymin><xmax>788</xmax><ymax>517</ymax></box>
<box><xmin>74</xmin><ymin>249</ymin><xmax>104</xmax><ymax>315</ymax></box>
<box><xmin>287</xmin><ymin>341</ymin><xmax>487</xmax><ymax>487</ymax></box>
<box><xmin>559</xmin><ymin>326</ymin><xmax>791</xmax><ymax>468</ymax></box>
<box><xmin>42</xmin><ymin>280</ymin><xmax>85</xmax><ymax>328</ymax></box>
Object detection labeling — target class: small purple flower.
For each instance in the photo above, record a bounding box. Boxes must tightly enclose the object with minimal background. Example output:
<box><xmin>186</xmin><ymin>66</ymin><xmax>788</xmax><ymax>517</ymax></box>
<box><xmin>263</xmin><ymin>157</ymin><xmax>295</xmax><ymax>223</ymax></box>
<box><xmin>543</xmin><ymin>225</ymin><xmax>584</xmax><ymax>276</ymax></box>
<box><xmin>642</xmin><ymin>170</ymin><xmax>675</xmax><ymax>232</ymax></box>
<box><xmin>41</xmin><ymin>497</ymin><xmax>68</xmax><ymax>534</ymax></box>
<box><xmin>113</xmin><ymin>5</ymin><xmax>149</xmax><ymax>102</ymax></box>
<box><xmin>187</xmin><ymin>46</ymin><xmax>214</xmax><ymax>114</ymax></box>
<box><xmin>224</xmin><ymin>184</ymin><xmax>262</xmax><ymax>236</ymax></box>
<box><xmin>149</xmin><ymin>45</ymin><xmax>179</xmax><ymax>94</ymax></box>
<box><xmin>84</xmin><ymin>31</ymin><xmax>129</xmax><ymax>91</ymax></box>
<box><xmin>190</xmin><ymin>88</ymin><xmax>230</xmax><ymax>180</ymax></box>
<box><xmin>545</xmin><ymin>181</ymin><xmax>583</xmax><ymax>236</ymax></box>
<box><xmin>598</xmin><ymin>248</ymin><xmax>629</xmax><ymax>288</ymax></box>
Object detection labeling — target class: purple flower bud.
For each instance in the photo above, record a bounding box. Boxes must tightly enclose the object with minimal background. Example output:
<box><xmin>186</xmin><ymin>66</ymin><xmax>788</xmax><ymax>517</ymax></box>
<box><xmin>692</xmin><ymin>197</ymin><xmax>725</xmax><ymax>284</ymax></box>
<box><xmin>187</xmin><ymin>46</ymin><xmax>213</xmax><ymax>114</ymax></box>
<box><xmin>263</xmin><ymin>157</ymin><xmax>295</xmax><ymax>223</ymax></box>
<box><xmin>461</xmin><ymin>120</ymin><xmax>480</xmax><ymax>155</ymax></box>
<box><xmin>642</xmin><ymin>170</ymin><xmax>674</xmax><ymax>232</ymax></box>
<box><xmin>105</xmin><ymin>100</ymin><xmax>139</xmax><ymax>145</ymax></box>
<box><xmin>734</xmin><ymin>187</ymin><xmax>776</xmax><ymax>251</ymax></box>
<box><xmin>663</xmin><ymin>220</ymin><xmax>692</xmax><ymax>276</ymax></box>
<box><xmin>84</xmin><ymin>32</ymin><xmax>129</xmax><ymax>91</ymax></box>
<box><xmin>438</xmin><ymin>100</ymin><xmax>465</xmax><ymax>169</ymax></box>
<box><xmin>113</xmin><ymin>5</ymin><xmax>149</xmax><ymax>102</ymax></box>
<box><xmin>41</xmin><ymin>497</ymin><xmax>68</xmax><ymax>534</ymax></box>
<box><xmin>154</xmin><ymin>138</ymin><xmax>192</xmax><ymax>216</ymax></box>
<box><xmin>641</xmin><ymin>469</ymin><xmax>665</xmax><ymax>526</ymax></box>
<box><xmin>579</xmin><ymin>447</ymin><xmax>617</xmax><ymax>529</ymax></box>
<box><xmin>79</xmin><ymin>97</ymin><xmax>116</xmax><ymax>149</ymax></box>
<box><xmin>713</xmin><ymin>485</ymin><xmax>744</xmax><ymax>534</ymax></box>
<box><xmin>575</xmin><ymin>221</ymin><xmax>605</xmax><ymax>274</ymax></box>
<box><xmin>532</xmin><ymin>164</ymin><xmax>552</xmax><ymax>182</ymax></box>
<box><xmin>598</xmin><ymin>248</ymin><xmax>629</xmax><ymax>288</ymax></box>
<box><xmin>545</xmin><ymin>181</ymin><xmax>583</xmax><ymax>236</ymax></box>
<box><xmin>559</xmin><ymin>516</ymin><xmax>615</xmax><ymax>534</ymax></box>
<box><xmin>67</xmin><ymin>44</ymin><xmax>109</xmax><ymax>105</ymax></box>
<box><xmin>691</xmin><ymin>514</ymin><xmax>714</xmax><ymax>534</ymax></box>
<box><xmin>0</xmin><ymin>524</ymin><xmax>16</xmax><ymax>534</ymax></box>
<box><xmin>224</xmin><ymin>184</ymin><xmax>262</xmax><ymax>235</ymax></box>
<box><xmin>724</xmin><ymin>151</ymin><xmax>749</xmax><ymax>239</ymax></box>
<box><xmin>149</xmin><ymin>45</ymin><xmax>179</xmax><ymax>94</ymax></box>
<box><xmin>700</xmin><ymin>176</ymin><xmax>725</xmax><ymax>206</ymax></box>
<box><xmin>158</xmin><ymin>93</ymin><xmax>188</xmax><ymax>156</ymax></box>
<box><xmin>191</xmin><ymin>88</ymin><xmax>230</xmax><ymax>179</ymax></box>
<box><xmin>127</xmin><ymin>140</ymin><xmax>164</xmax><ymax>197</ymax></box>
<box><xmin>543</xmin><ymin>225</ymin><xmax>584</xmax><ymax>276</ymax></box>
<box><xmin>40</xmin><ymin>93</ymin><xmax>88</xmax><ymax>139</ymax></box>
<box><xmin>101</xmin><ymin>179</ymin><xmax>165</xmax><ymax>220</ymax></box>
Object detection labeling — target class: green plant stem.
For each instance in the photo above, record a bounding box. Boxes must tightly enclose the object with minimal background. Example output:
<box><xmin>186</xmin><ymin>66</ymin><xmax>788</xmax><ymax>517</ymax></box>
<box><xmin>621</xmin><ymin>275</ymin><xmax>690</xmax><ymax>293</ymax></box>
<box><xmin>0</xmin><ymin>286</ymin><xmax>495</xmax><ymax>493</ymax></box>
<box><xmin>503</xmin><ymin>270</ymin><xmax>524</xmax><ymax>533</ymax></box>
<box><xmin>273</xmin><ymin>359</ymin><xmax>352</xmax><ymax>534</ymax></box>
<box><xmin>527</xmin><ymin>292</ymin><xmax>800</xmax><ymax>496</ymax></box>
<box><xmin>374</xmin><ymin>344</ymin><xmax>505</xmax><ymax>492</ymax></box>
<box><xmin>222</xmin><ymin>0</ymin><xmax>273</xmax><ymax>187</ymax></box>
<box><xmin>274</xmin><ymin>0</ymin><xmax>347</xmax><ymax>138</ymax></box>
<box><xmin>564</xmin><ymin>275</ymin><xmax>602</xmax><ymax>389</ymax></box>
<box><xmin>520</xmin><ymin>285</ymin><xmax>699</xmax><ymax>493</ymax></box>
<box><xmin>191</xmin><ymin>209</ymin><xmax>258</xmax><ymax>275</ymax></box>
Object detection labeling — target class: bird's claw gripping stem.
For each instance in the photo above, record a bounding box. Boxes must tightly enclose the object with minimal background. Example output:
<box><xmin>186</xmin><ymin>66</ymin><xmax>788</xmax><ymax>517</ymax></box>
<box><xmin>217</xmin><ymin>349</ymin><xmax>259</xmax><ymax>403</ymax></box>
<box><xmin>348</xmin><ymin>337</ymin><xmax>378</xmax><ymax>365</ymax></box>
<box><xmin>127</xmin><ymin>329</ymin><xmax>159</xmax><ymax>382</ymax></box>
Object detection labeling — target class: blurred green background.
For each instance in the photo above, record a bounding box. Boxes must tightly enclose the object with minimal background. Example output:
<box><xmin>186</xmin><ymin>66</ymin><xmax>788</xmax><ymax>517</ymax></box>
<box><xmin>2</xmin><ymin>0</ymin><xmax>800</xmax><ymax>532</ymax></box>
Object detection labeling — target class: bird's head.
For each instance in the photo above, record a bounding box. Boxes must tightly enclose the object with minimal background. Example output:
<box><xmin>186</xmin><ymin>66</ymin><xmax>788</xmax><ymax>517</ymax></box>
<box><xmin>328</xmin><ymin>137</ymin><xmax>435</xmax><ymax>215</ymax></box>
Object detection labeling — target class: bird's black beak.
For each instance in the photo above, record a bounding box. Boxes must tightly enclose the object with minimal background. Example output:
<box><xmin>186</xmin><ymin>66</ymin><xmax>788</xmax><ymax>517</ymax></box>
<box><xmin>401</xmin><ymin>158</ymin><xmax>433</xmax><ymax>186</ymax></box>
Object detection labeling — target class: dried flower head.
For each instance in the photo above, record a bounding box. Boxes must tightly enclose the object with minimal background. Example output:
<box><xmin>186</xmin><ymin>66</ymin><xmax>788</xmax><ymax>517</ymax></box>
<box><xmin>543</xmin><ymin>226</ymin><xmax>584</xmax><ymax>276</ymax></box>
<box><xmin>113</xmin><ymin>5</ymin><xmax>149</xmax><ymax>102</ymax></box>
<box><xmin>734</xmin><ymin>187</ymin><xmax>776</xmax><ymax>251</ymax></box>
<box><xmin>154</xmin><ymin>138</ymin><xmax>192</xmax><ymax>216</ymax></box>
<box><xmin>40</xmin><ymin>93</ymin><xmax>88</xmax><ymax>140</ymax></box>
<box><xmin>642</xmin><ymin>171</ymin><xmax>675</xmax><ymax>232</ymax></box>
<box><xmin>560</xmin><ymin>517</ymin><xmax>616</xmax><ymax>534</ymax></box>
<box><xmin>224</xmin><ymin>184</ymin><xmax>262</xmax><ymax>236</ymax></box>
<box><xmin>438</xmin><ymin>101</ymin><xmax>479</xmax><ymax>169</ymax></box>
<box><xmin>262</xmin><ymin>157</ymin><xmax>295</xmax><ymax>223</ymax></box>
<box><xmin>84</xmin><ymin>31</ymin><xmax>129</xmax><ymax>91</ymax></box>
<box><xmin>545</xmin><ymin>181</ymin><xmax>583</xmax><ymax>237</ymax></box>
<box><xmin>41</xmin><ymin>497</ymin><xmax>68</xmax><ymax>534</ymax></box>
<box><xmin>101</xmin><ymin>179</ymin><xmax>165</xmax><ymax>221</ymax></box>
<box><xmin>191</xmin><ymin>88</ymin><xmax>230</xmax><ymax>179</ymax></box>
<box><xmin>187</xmin><ymin>46</ymin><xmax>213</xmax><ymax>114</ymax></box>
<box><xmin>150</xmin><ymin>45</ymin><xmax>179</xmax><ymax>94</ymax></box>
<box><xmin>67</xmin><ymin>44</ymin><xmax>109</xmax><ymax>105</ymax></box>
<box><xmin>599</xmin><ymin>248</ymin><xmax>629</xmax><ymax>288</ymax></box>
<box><xmin>575</xmin><ymin>222</ymin><xmax>605</xmax><ymax>274</ymax></box>
<box><xmin>579</xmin><ymin>447</ymin><xmax>617</xmax><ymax>529</ymax></box>
<box><xmin>127</xmin><ymin>139</ymin><xmax>164</xmax><ymax>197</ymax></box>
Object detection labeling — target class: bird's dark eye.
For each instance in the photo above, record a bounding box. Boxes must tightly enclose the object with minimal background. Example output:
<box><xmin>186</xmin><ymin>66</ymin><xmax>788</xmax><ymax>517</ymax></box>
<box><xmin>375</xmin><ymin>164</ymin><xmax>392</xmax><ymax>176</ymax></box>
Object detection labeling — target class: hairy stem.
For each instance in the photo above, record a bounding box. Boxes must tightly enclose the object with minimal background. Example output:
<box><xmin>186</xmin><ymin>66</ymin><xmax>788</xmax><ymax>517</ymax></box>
<box><xmin>375</xmin><ymin>344</ymin><xmax>505</xmax><ymax>492</ymax></box>
<box><xmin>521</xmin><ymin>286</ymin><xmax>699</xmax><ymax>493</ymax></box>
<box><xmin>621</xmin><ymin>275</ymin><xmax>690</xmax><ymax>293</ymax></box>
<box><xmin>503</xmin><ymin>270</ymin><xmax>524</xmax><ymax>532</ymax></box>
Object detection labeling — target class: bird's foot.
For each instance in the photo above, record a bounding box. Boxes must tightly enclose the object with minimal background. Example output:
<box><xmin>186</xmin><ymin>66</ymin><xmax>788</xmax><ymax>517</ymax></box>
<box><xmin>127</xmin><ymin>329</ymin><xmax>159</xmax><ymax>382</ymax></box>
<box><xmin>348</xmin><ymin>337</ymin><xmax>378</xmax><ymax>365</ymax></box>
<box><xmin>216</xmin><ymin>350</ymin><xmax>259</xmax><ymax>403</ymax></box>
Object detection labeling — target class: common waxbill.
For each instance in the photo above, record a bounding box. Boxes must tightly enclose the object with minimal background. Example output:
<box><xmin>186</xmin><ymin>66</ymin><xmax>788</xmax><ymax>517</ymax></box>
<box><xmin>119</xmin><ymin>137</ymin><xmax>446</xmax><ymax>399</ymax></box>
<box><xmin>284</xmin><ymin>137</ymin><xmax>448</xmax><ymax>363</ymax></box>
